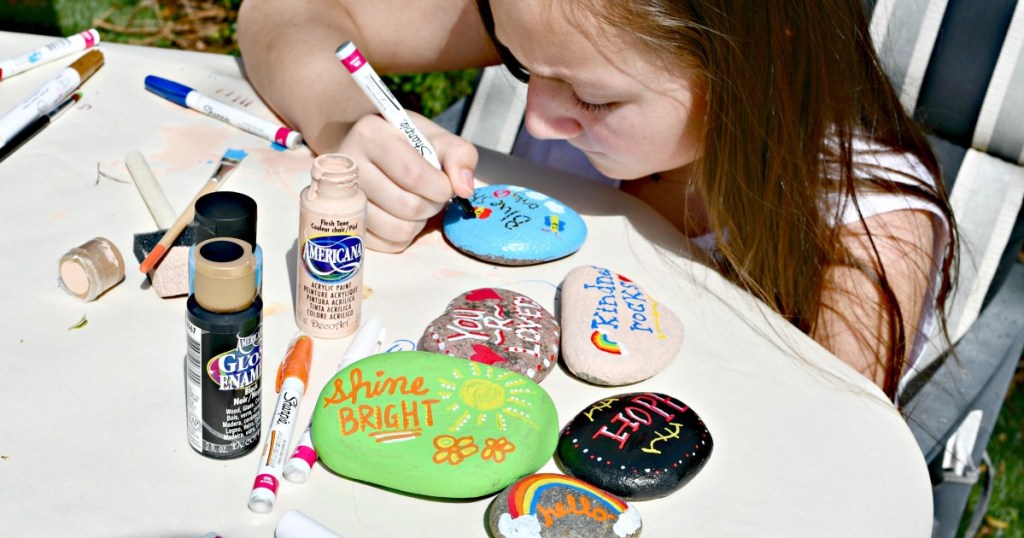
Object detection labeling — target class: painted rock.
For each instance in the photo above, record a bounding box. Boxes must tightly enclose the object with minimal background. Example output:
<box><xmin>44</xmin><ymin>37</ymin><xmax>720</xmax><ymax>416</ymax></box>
<box><xmin>419</xmin><ymin>287</ymin><xmax>561</xmax><ymax>383</ymax></box>
<box><xmin>556</xmin><ymin>392</ymin><xmax>712</xmax><ymax>501</ymax></box>
<box><xmin>560</xmin><ymin>265</ymin><xmax>683</xmax><ymax>385</ymax></box>
<box><xmin>310</xmin><ymin>351</ymin><xmax>560</xmax><ymax>498</ymax></box>
<box><xmin>443</xmin><ymin>184</ymin><xmax>587</xmax><ymax>265</ymax></box>
<box><xmin>488</xmin><ymin>473</ymin><xmax>642</xmax><ymax>538</ymax></box>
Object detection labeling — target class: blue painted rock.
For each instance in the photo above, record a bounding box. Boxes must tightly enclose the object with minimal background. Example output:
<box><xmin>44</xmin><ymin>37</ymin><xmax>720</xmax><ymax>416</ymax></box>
<box><xmin>443</xmin><ymin>184</ymin><xmax>587</xmax><ymax>265</ymax></box>
<box><xmin>311</xmin><ymin>351</ymin><xmax>559</xmax><ymax>498</ymax></box>
<box><xmin>419</xmin><ymin>287</ymin><xmax>560</xmax><ymax>382</ymax></box>
<box><xmin>488</xmin><ymin>473</ymin><xmax>642</xmax><ymax>538</ymax></box>
<box><xmin>560</xmin><ymin>265</ymin><xmax>683</xmax><ymax>385</ymax></box>
<box><xmin>556</xmin><ymin>392</ymin><xmax>712</xmax><ymax>501</ymax></box>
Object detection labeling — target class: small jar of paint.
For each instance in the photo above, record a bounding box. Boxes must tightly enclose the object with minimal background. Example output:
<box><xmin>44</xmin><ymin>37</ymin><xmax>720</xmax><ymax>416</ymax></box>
<box><xmin>57</xmin><ymin>237</ymin><xmax>125</xmax><ymax>301</ymax></box>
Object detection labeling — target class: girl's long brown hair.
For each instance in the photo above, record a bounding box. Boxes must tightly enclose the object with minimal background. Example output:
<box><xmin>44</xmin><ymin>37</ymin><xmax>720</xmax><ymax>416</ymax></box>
<box><xmin>478</xmin><ymin>0</ymin><xmax>957</xmax><ymax>400</ymax></box>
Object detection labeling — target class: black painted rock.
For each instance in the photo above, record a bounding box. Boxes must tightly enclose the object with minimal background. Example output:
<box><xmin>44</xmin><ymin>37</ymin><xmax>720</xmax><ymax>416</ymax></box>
<box><xmin>487</xmin><ymin>473</ymin><xmax>642</xmax><ymax>538</ymax></box>
<box><xmin>419</xmin><ymin>287</ymin><xmax>560</xmax><ymax>382</ymax></box>
<box><xmin>556</xmin><ymin>392</ymin><xmax>712</xmax><ymax>500</ymax></box>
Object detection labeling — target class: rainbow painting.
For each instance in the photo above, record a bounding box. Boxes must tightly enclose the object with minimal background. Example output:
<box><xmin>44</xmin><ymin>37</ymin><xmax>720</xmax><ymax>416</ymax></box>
<box><xmin>591</xmin><ymin>330</ymin><xmax>624</xmax><ymax>355</ymax></box>
<box><xmin>506</xmin><ymin>473</ymin><xmax>628</xmax><ymax>519</ymax></box>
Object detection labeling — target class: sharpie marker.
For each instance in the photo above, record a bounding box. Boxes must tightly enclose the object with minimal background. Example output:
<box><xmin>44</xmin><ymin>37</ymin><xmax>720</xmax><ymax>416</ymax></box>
<box><xmin>0</xmin><ymin>49</ymin><xmax>103</xmax><ymax>148</ymax></box>
<box><xmin>0</xmin><ymin>29</ymin><xmax>100</xmax><ymax>82</ymax></box>
<box><xmin>248</xmin><ymin>334</ymin><xmax>314</xmax><ymax>514</ymax></box>
<box><xmin>282</xmin><ymin>318</ymin><xmax>386</xmax><ymax>483</ymax></box>
<box><xmin>145</xmin><ymin>75</ymin><xmax>303</xmax><ymax>149</ymax></box>
<box><xmin>335</xmin><ymin>41</ymin><xmax>476</xmax><ymax>218</ymax></box>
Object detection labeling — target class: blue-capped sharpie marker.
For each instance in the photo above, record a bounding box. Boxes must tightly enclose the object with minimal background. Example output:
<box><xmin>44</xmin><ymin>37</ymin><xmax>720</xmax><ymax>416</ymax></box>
<box><xmin>145</xmin><ymin>75</ymin><xmax>302</xmax><ymax>149</ymax></box>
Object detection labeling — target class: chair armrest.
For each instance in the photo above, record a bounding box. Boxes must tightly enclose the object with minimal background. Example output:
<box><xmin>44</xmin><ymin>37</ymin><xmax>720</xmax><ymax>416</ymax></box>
<box><xmin>902</xmin><ymin>261</ymin><xmax>1024</xmax><ymax>462</ymax></box>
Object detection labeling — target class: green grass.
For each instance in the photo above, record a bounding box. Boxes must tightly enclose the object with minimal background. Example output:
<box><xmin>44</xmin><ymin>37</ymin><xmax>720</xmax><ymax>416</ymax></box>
<box><xmin>960</xmin><ymin>381</ymin><xmax>1024</xmax><ymax>538</ymax></box>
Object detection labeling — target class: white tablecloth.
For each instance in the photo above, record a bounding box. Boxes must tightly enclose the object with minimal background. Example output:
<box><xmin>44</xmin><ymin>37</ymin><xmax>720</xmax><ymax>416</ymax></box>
<box><xmin>0</xmin><ymin>32</ymin><xmax>932</xmax><ymax>537</ymax></box>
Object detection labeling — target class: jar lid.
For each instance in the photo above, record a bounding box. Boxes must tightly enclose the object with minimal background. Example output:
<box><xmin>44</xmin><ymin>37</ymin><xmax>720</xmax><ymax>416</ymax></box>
<box><xmin>194</xmin><ymin>191</ymin><xmax>257</xmax><ymax>248</ymax></box>
<box><xmin>193</xmin><ymin>237</ymin><xmax>256</xmax><ymax>312</ymax></box>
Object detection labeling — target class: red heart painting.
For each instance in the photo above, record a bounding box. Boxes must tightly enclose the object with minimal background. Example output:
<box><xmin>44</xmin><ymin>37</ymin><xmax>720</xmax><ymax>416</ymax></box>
<box><xmin>470</xmin><ymin>344</ymin><xmax>507</xmax><ymax>365</ymax></box>
<box><xmin>464</xmin><ymin>288</ymin><xmax>503</xmax><ymax>302</ymax></box>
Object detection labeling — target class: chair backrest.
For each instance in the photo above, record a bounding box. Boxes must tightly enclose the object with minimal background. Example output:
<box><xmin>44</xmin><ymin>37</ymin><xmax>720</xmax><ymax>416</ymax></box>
<box><xmin>865</xmin><ymin>0</ymin><xmax>1024</xmax><ymax>343</ymax></box>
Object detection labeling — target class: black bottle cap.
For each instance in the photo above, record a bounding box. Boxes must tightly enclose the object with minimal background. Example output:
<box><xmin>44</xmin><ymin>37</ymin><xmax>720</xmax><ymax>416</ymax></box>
<box><xmin>194</xmin><ymin>191</ymin><xmax>257</xmax><ymax>248</ymax></box>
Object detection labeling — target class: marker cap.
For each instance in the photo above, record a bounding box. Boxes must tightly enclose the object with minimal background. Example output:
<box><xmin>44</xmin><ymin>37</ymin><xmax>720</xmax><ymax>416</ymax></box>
<box><xmin>276</xmin><ymin>335</ymin><xmax>313</xmax><ymax>392</ymax></box>
<box><xmin>70</xmin><ymin>49</ymin><xmax>104</xmax><ymax>82</ymax></box>
<box><xmin>144</xmin><ymin>75</ymin><xmax>190</xmax><ymax>107</ymax></box>
<box><xmin>275</xmin><ymin>510</ymin><xmax>343</xmax><ymax>538</ymax></box>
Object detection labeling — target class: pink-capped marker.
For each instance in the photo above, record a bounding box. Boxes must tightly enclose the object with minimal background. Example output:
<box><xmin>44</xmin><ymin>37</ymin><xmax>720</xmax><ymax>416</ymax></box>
<box><xmin>282</xmin><ymin>318</ymin><xmax>386</xmax><ymax>484</ymax></box>
<box><xmin>248</xmin><ymin>333</ymin><xmax>314</xmax><ymax>514</ymax></box>
<box><xmin>0</xmin><ymin>29</ymin><xmax>100</xmax><ymax>82</ymax></box>
<box><xmin>335</xmin><ymin>41</ymin><xmax>476</xmax><ymax>218</ymax></box>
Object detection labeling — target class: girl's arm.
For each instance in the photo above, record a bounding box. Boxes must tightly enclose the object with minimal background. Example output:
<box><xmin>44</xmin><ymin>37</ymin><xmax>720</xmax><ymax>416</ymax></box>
<box><xmin>813</xmin><ymin>209</ymin><xmax>936</xmax><ymax>392</ymax></box>
<box><xmin>237</xmin><ymin>0</ymin><xmax>499</xmax><ymax>154</ymax></box>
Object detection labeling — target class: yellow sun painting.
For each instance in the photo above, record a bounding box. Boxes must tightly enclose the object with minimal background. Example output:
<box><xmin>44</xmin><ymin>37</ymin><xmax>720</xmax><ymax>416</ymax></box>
<box><xmin>437</xmin><ymin>362</ymin><xmax>539</xmax><ymax>433</ymax></box>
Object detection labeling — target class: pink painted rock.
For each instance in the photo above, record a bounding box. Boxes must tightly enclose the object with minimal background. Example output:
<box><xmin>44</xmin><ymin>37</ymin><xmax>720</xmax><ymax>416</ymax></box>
<box><xmin>560</xmin><ymin>266</ymin><xmax>683</xmax><ymax>385</ymax></box>
<box><xmin>419</xmin><ymin>288</ymin><xmax>561</xmax><ymax>382</ymax></box>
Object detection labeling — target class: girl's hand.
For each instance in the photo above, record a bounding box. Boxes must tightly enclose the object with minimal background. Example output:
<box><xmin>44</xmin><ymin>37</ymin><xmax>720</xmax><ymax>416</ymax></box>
<box><xmin>338</xmin><ymin>111</ymin><xmax>478</xmax><ymax>252</ymax></box>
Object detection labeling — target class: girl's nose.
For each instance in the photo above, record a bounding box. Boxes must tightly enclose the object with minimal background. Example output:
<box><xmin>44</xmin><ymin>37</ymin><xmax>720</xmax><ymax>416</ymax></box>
<box><xmin>522</xmin><ymin>77</ymin><xmax>583</xmax><ymax>141</ymax></box>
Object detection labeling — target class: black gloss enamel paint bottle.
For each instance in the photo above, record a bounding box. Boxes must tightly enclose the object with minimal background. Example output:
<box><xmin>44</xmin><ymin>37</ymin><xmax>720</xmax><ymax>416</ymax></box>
<box><xmin>184</xmin><ymin>237</ymin><xmax>263</xmax><ymax>459</ymax></box>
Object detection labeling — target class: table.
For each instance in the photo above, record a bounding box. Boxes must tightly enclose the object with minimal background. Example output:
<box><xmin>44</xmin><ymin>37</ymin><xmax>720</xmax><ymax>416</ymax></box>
<box><xmin>0</xmin><ymin>32</ymin><xmax>932</xmax><ymax>537</ymax></box>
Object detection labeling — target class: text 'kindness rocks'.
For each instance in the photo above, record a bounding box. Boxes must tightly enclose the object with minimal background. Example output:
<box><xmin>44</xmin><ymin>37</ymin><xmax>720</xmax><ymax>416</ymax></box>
<box><xmin>561</xmin><ymin>265</ymin><xmax>683</xmax><ymax>385</ymax></box>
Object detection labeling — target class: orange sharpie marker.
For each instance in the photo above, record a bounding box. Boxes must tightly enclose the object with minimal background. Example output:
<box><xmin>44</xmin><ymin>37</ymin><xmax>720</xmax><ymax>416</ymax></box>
<box><xmin>247</xmin><ymin>334</ymin><xmax>313</xmax><ymax>513</ymax></box>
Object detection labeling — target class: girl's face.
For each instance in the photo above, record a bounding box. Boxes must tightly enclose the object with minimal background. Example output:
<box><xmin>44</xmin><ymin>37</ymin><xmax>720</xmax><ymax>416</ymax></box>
<box><xmin>491</xmin><ymin>0</ymin><xmax>706</xmax><ymax>180</ymax></box>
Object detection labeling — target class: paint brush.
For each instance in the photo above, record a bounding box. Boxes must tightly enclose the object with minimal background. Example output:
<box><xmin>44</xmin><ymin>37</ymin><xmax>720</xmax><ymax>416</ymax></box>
<box><xmin>138</xmin><ymin>148</ymin><xmax>248</xmax><ymax>273</ymax></box>
<box><xmin>0</xmin><ymin>91</ymin><xmax>80</xmax><ymax>163</ymax></box>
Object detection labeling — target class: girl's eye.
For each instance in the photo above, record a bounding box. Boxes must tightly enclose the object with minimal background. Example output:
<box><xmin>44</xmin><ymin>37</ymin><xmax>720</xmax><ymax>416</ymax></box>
<box><xmin>571</xmin><ymin>93</ymin><xmax>615</xmax><ymax>113</ymax></box>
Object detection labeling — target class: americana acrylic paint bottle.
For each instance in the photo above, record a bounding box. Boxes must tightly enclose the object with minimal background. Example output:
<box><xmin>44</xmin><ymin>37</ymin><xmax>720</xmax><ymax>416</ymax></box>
<box><xmin>295</xmin><ymin>153</ymin><xmax>366</xmax><ymax>339</ymax></box>
<box><xmin>185</xmin><ymin>237</ymin><xmax>263</xmax><ymax>459</ymax></box>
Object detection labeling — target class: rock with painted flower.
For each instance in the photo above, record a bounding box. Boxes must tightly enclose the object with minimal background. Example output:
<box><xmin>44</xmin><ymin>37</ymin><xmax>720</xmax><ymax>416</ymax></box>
<box><xmin>560</xmin><ymin>265</ymin><xmax>683</xmax><ymax>385</ymax></box>
<box><xmin>419</xmin><ymin>287</ymin><xmax>561</xmax><ymax>383</ymax></box>
<box><xmin>556</xmin><ymin>392</ymin><xmax>712</xmax><ymax>501</ymax></box>
<box><xmin>487</xmin><ymin>473</ymin><xmax>643</xmax><ymax>538</ymax></box>
<box><xmin>442</xmin><ymin>184</ymin><xmax>587</xmax><ymax>265</ymax></box>
<box><xmin>310</xmin><ymin>351</ymin><xmax>560</xmax><ymax>498</ymax></box>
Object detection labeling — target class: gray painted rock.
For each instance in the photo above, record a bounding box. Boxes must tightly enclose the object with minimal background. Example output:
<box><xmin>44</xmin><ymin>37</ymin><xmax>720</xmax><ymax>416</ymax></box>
<box><xmin>557</xmin><ymin>392</ymin><xmax>712</xmax><ymax>501</ymax></box>
<box><xmin>442</xmin><ymin>184</ymin><xmax>587</xmax><ymax>265</ymax></box>
<box><xmin>419</xmin><ymin>287</ymin><xmax>560</xmax><ymax>382</ymax></box>
<box><xmin>487</xmin><ymin>473</ymin><xmax>642</xmax><ymax>538</ymax></box>
<box><xmin>560</xmin><ymin>265</ymin><xmax>683</xmax><ymax>385</ymax></box>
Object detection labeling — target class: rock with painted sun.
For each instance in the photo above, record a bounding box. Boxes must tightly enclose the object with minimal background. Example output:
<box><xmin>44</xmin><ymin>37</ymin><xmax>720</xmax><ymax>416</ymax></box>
<box><xmin>310</xmin><ymin>351</ymin><xmax>559</xmax><ymax>498</ymax></box>
<box><xmin>487</xmin><ymin>473</ymin><xmax>643</xmax><ymax>538</ymax></box>
<box><xmin>560</xmin><ymin>265</ymin><xmax>683</xmax><ymax>385</ymax></box>
<box><xmin>442</xmin><ymin>184</ymin><xmax>587</xmax><ymax>265</ymax></box>
<box><xmin>556</xmin><ymin>392</ymin><xmax>712</xmax><ymax>501</ymax></box>
<box><xmin>419</xmin><ymin>287</ymin><xmax>561</xmax><ymax>383</ymax></box>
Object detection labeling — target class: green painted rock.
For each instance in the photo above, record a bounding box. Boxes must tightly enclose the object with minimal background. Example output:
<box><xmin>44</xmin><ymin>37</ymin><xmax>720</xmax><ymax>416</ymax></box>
<box><xmin>310</xmin><ymin>351</ymin><xmax>560</xmax><ymax>498</ymax></box>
